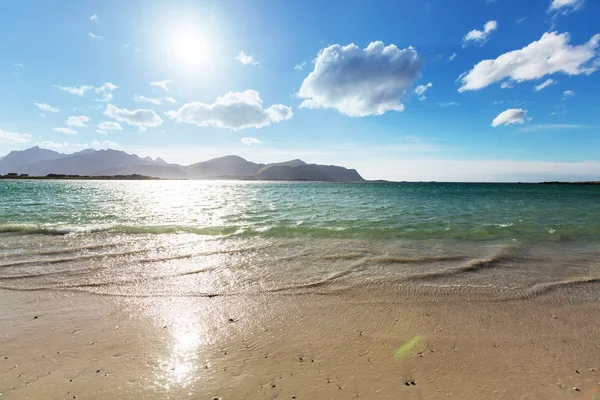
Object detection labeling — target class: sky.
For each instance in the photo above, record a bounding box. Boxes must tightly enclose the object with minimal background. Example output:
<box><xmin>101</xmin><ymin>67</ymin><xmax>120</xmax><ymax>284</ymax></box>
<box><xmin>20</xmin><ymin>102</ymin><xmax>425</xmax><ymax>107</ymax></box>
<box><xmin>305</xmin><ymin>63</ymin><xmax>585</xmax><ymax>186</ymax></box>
<box><xmin>1</xmin><ymin>0</ymin><xmax>599</xmax><ymax>182</ymax></box>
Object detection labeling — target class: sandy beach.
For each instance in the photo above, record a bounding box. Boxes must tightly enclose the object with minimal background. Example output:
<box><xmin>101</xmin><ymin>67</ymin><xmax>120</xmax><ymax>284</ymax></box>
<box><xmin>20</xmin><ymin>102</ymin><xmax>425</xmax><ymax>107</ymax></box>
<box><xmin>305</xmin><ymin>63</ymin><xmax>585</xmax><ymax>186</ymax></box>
<box><xmin>2</xmin><ymin>286</ymin><xmax>598</xmax><ymax>399</ymax></box>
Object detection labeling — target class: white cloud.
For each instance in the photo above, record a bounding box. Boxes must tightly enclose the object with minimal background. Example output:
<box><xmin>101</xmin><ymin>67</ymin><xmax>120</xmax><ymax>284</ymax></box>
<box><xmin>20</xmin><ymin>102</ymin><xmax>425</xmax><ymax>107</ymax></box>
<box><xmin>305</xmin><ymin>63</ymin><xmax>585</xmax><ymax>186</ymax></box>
<box><xmin>0</xmin><ymin>129</ymin><xmax>31</xmax><ymax>144</ymax></box>
<box><xmin>241</xmin><ymin>137</ymin><xmax>262</xmax><ymax>145</ymax></box>
<box><xmin>53</xmin><ymin>127</ymin><xmax>78</xmax><ymax>135</ymax></box>
<box><xmin>34</xmin><ymin>102</ymin><xmax>59</xmax><ymax>113</ymax></box>
<box><xmin>134</xmin><ymin>95</ymin><xmax>162</xmax><ymax>105</ymax></box>
<box><xmin>491</xmin><ymin>108</ymin><xmax>528</xmax><ymax>127</ymax></box>
<box><xmin>14</xmin><ymin>63</ymin><xmax>24</xmax><ymax>68</ymax></box>
<box><xmin>104</xmin><ymin>104</ymin><xmax>163</xmax><ymax>131</ymax></box>
<box><xmin>90</xmin><ymin>14</ymin><xmax>98</xmax><ymax>22</ymax></box>
<box><xmin>92</xmin><ymin>140</ymin><xmax>118</xmax><ymax>148</ymax></box>
<box><xmin>500</xmin><ymin>81</ymin><xmax>513</xmax><ymax>89</ymax></box>
<box><xmin>549</xmin><ymin>0</ymin><xmax>584</xmax><ymax>13</ymax></box>
<box><xmin>463</xmin><ymin>20</ymin><xmax>498</xmax><ymax>46</ymax></box>
<box><xmin>563</xmin><ymin>89</ymin><xmax>575</xmax><ymax>98</ymax></box>
<box><xmin>65</xmin><ymin>116</ymin><xmax>91</xmax><ymax>128</ymax></box>
<box><xmin>39</xmin><ymin>114</ymin><xmax>47</xmax><ymax>118</ymax></box>
<box><xmin>235</xmin><ymin>51</ymin><xmax>260</xmax><ymax>65</ymax></box>
<box><xmin>95</xmin><ymin>82</ymin><xmax>118</xmax><ymax>102</ymax></box>
<box><xmin>150</xmin><ymin>80</ymin><xmax>172</xmax><ymax>92</ymax></box>
<box><xmin>439</xmin><ymin>101</ymin><xmax>460</xmax><ymax>107</ymax></box>
<box><xmin>414</xmin><ymin>82</ymin><xmax>433</xmax><ymax>101</ymax></box>
<box><xmin>516</xmin><ymin>17</ymin><xmax>527</xmax><ymax>23</ymax></box>
<box><xmin>54</xmin><ymin>85</ymin><xmax>94</xmax><ymax>96</ymax></box>
<box><xmin>521</xmin><ymin>123</ymin><xmax>588</xmax><ymax>131</ymax></box>
<box><xmin>134</xmin><ymin>95</ymin><xmax>177</xmax><ymax>105</ymax></box>
<box><xmin>166</xmin><ymin>90</ymin><xmax>292</xmax><ymax>130</ymax></box>
<box><xmin>89</xmin><ymin>32</ymin><xmax>103</xmax><ymax>39</ymax></box>
<box><xmin>97</xmin><ymin>121</ymin><xmax>123</xmax><ymax>131</ymax></box>
<box><xmin>96</xmin><ymin>130</ymin><xmax>109</xmax><ymax>135</ymax></box>
<box><xmin>459</xmin><ymin>32</ymin><xmax>600</xmax><ymax>92</ymax></box>
<box><xmin>534</xmin><ymin>78</ymin><xmax>557</xmax><ymax>91</ymax></box>
<box><xmin>449</xmin><ymin>53</ymin><xmax>457</xmax><ymax>61</ymax></box>
<box><xmin>297</xmin><ymin>41</ymin><xmax>423</xmax><ymax>117</ymax></box>
<box><xmin>294</xmin><ymin>62</ymin><xmax>306</xmax><ymax>71</ymax></box>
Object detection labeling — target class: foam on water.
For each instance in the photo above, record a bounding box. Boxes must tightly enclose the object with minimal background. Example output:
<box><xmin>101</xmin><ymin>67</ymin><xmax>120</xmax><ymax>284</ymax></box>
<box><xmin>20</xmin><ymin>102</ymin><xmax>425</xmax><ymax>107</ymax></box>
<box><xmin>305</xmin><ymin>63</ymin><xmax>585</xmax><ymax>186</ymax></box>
<box><xmin>0</xmin><ymin>180</ymin><xmax>599</xmax><ymax>300</ymax></box>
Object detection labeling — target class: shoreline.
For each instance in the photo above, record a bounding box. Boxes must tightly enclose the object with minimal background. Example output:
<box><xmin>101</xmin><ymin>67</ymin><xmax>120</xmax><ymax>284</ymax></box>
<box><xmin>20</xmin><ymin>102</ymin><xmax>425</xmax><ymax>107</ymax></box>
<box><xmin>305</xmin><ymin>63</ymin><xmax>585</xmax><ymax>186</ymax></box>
<box><xmin>2</xmin><ymin>176</ymin><xmax>600</xmax><ymax>184</ymax></box>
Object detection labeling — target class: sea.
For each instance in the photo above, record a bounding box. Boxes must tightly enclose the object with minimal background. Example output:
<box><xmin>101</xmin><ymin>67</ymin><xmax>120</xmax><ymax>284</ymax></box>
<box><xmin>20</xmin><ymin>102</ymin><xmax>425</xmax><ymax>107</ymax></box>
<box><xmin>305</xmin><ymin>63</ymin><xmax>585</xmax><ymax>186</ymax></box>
<box><xmin>1</xmin><ymin>180</ymin><xmax>599</xmax><ymax>300</ymax></box>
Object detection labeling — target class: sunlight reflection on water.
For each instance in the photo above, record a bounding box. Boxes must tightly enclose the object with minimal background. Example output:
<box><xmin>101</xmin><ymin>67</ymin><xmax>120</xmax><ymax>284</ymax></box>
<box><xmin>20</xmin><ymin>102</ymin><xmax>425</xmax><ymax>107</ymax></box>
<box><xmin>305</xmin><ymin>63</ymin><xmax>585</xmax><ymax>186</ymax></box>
<box><xmin>151</xmin><ymin>299</ymin><xmax>208</xmax><ymax>390</ymax></box>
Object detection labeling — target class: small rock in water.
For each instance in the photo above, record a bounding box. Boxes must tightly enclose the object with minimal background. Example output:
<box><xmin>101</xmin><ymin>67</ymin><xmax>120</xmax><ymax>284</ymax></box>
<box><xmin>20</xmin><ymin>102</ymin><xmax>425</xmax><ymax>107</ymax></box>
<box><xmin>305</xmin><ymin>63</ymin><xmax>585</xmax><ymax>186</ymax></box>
<box><xmin>573</xmin><ymin>387</ymin><xmax>580</xmax><ymax>392</ymax></box>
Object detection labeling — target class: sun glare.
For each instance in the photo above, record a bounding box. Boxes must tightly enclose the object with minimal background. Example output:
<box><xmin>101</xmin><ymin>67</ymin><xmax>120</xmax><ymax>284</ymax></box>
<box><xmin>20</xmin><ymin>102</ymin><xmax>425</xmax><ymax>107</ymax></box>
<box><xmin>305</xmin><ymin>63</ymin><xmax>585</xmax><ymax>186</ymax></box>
<box><xmin>172</xmin><ymin>29</ymin><xmax>211</xmax><ymax>69</ymax></box>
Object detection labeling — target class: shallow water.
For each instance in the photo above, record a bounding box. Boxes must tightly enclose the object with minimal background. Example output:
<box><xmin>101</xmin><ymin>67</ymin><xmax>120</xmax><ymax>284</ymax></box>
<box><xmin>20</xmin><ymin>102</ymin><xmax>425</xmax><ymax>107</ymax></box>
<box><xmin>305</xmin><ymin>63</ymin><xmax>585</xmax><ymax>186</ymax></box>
<box><xmin>1</xmin><ymin>180</ymin><xmax>599</xmax><ymax>299</ymax></box>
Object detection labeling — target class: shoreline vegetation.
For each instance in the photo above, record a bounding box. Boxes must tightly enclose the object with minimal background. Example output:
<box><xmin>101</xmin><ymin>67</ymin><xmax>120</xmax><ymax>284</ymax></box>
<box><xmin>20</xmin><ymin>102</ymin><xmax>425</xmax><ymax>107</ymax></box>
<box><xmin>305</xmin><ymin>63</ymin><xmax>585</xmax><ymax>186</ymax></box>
<box><xmin>0</xmin><ymin>173</ymin><xmax>161</xmax><ymax>180</ymax></box>
<box><xmin>1</xmin><ymin>173</ymin><xmax>599</xmax><ymax>184</ymax></box>
<box><xmin>539</xmin><ymin>181</ymin><xmax>600</xmax><ymax>185</ymax></box>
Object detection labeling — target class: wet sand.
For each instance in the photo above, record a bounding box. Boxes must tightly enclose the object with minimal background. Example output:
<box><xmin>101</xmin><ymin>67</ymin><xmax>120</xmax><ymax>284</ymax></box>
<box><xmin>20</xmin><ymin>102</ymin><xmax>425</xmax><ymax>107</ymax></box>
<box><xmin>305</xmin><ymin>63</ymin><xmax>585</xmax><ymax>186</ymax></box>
<box><xmin>1</xmin><ymin>288</ymin><xmax>599</xmax><ymax>399</ymax></box>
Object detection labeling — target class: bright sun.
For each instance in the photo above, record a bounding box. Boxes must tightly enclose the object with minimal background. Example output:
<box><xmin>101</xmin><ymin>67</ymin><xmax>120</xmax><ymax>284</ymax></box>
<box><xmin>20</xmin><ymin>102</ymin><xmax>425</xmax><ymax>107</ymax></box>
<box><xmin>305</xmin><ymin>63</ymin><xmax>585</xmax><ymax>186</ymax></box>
<box><xmin>172</xmin><ymin>29</ymin><xmax>213</xmax><ymax>70</ymax></box>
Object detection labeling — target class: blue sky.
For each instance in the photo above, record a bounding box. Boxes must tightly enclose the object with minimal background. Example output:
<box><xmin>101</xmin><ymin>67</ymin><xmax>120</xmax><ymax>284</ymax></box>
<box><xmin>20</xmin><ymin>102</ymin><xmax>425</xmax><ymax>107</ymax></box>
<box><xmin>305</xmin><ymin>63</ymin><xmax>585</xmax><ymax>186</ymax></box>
<box><xmin>1</xmin><ymin>0</ymin><xmax>599</xmax><ymax>181</ymax></box>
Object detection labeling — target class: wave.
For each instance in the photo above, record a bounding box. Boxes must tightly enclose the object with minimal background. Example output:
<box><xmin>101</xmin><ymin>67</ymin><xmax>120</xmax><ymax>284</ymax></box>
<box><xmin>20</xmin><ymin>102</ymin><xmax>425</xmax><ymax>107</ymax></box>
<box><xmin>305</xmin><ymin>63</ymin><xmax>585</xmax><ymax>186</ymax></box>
<box><xmin>399</xmin><ymin>246</ymin><xmax>524</xmax><ymax>282</ymax></box>
<box><xmin>511</xmin><ymin>276</ymin><xmax>600</xmax><ymax>300</ymax></box>
<box><xmin>0</xmin><ymin>224</ymin><xmax>580</xmax><ymax>241</ymax></box>
<box><xmin>354</xmin><ymin>255</ymin><xmax>468</xmax><ymax>265</ymax></box>
<box><xmin>2</xmin><ymin>222</ymin><xmax>600</xmax><ymax>241</ymax></box>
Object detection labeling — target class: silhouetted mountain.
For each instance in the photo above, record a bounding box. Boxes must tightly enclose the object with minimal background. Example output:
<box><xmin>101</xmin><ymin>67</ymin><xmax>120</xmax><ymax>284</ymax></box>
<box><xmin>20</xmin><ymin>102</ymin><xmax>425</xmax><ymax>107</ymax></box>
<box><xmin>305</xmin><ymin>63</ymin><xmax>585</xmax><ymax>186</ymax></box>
<box><xmin>0</xmin><ymin>147</ymin><xmax>65</xmax><ymax>173</ymax></box>
<box><xmin>257</xmin><ymin>164</ymin><xmax>363</xmax><ymax>182</ymax></box>
<box><xmin>187</xmin><ymin>155</ymin><xmax>264</xmax><ymax>178</ymax></box>
<box><xmin>96</xmin><ymin>164</ymin><xmax>188</xmax><ymax>179</ymax></box>
<box><xmin>0</xmin><ymin>147</ymin><xmax>365</xmax><ymax>182</ymax></box>
<box><xmin>14</xmin><ymin>149</ymin><xmax>158</xmax><ymax>176</ymax></box>
<box><xmin>260</xmin><ymin>159</ymin><xmax>306</xmax><ymax>169</ymax></box>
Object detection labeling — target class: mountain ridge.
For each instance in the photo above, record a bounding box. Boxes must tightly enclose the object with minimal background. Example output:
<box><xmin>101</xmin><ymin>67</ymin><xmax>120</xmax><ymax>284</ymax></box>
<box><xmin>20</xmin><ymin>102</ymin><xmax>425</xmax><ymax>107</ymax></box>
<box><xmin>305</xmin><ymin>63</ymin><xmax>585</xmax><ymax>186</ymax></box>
<box><xmin>0</xmin><ymin>147</ymin><xmax>365</xmax><ymax>182</ymax></box>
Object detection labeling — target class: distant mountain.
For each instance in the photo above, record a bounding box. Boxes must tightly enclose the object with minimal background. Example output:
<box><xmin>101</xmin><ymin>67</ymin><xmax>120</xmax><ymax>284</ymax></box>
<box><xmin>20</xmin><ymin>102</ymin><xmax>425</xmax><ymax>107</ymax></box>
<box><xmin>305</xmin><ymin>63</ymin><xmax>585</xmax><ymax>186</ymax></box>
<box><xmin>260</xmin><ymin>159</ymin><xmax>306</xmax><ymax>169</ymax></box>
<box><xmin>188</xmin><ymin>155</ymin><xmax>263</xmax><ymax>178</ymax></box>
<box><xmin>257</xmin><ymin>164</ymin><xmax>363</xmax><ymax>182</ymax></box>
<box><xmin>0</xmin><ymin>146</ymin><xmax>65</xmax><ymax>173</ymax></box>
<box><xmin>96</xmin><ymin>164</ymin><xmax>188</xmax><ymax>179</ymax></box>
<box><xmin>13</xmin><ymin>149</ymin><xmax>160</xmax><ymax>176</ymax></box>
<box><xmin>0</xmin><ymin>147</ymin><xmax>365</xmax><ymax>182</ymax></box>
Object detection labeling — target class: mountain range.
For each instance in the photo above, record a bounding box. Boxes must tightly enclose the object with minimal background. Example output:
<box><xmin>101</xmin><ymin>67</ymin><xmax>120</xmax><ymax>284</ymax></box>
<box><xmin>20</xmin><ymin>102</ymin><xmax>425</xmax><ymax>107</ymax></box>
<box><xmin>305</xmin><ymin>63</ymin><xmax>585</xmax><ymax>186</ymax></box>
<box><xmin>0</xmin><ymin>147</ymin><xmax>364</xmax><ymax>182</ymax></box>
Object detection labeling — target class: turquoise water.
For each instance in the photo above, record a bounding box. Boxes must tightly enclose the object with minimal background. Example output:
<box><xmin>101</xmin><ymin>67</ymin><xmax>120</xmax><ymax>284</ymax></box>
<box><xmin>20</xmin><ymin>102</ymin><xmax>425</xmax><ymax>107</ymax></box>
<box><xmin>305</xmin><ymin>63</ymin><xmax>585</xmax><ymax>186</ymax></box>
<box><xmin>1</xmin><ymin>180</ymin><xmax>599</xmax><ymax>298</ymax></box>
<box><xmin>1</xmin><ymin>180</ymin><xmax>600</xmax><ymax>240</ymax></box>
